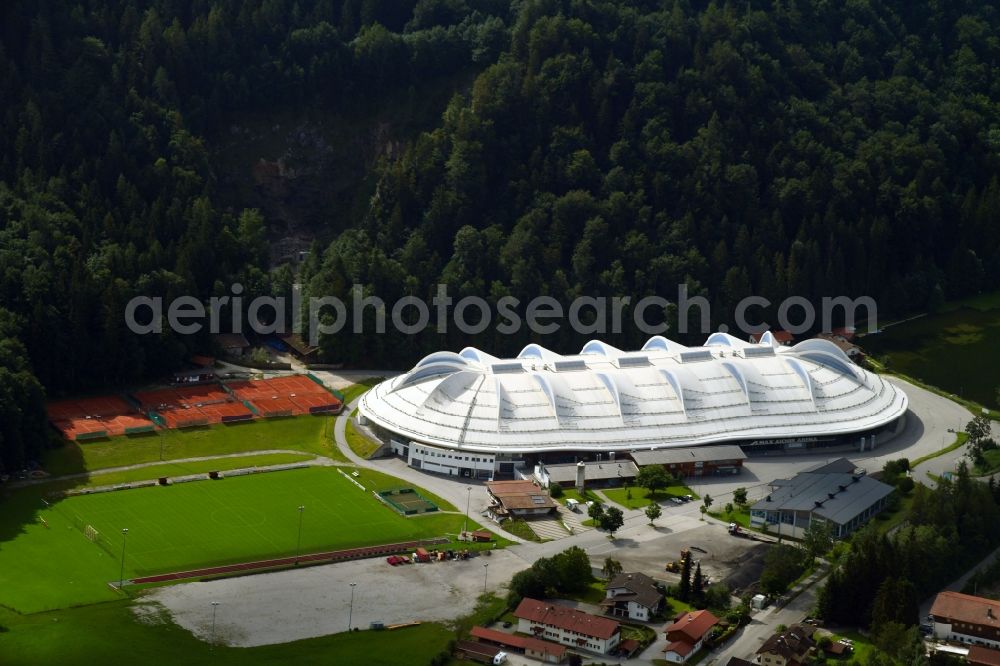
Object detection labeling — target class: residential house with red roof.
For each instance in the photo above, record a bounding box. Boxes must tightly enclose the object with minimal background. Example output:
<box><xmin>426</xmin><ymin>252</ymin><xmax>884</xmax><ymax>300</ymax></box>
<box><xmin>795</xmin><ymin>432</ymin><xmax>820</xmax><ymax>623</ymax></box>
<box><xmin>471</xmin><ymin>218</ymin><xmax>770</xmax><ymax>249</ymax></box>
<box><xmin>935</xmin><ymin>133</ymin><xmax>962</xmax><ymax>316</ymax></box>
<box><xmin>662</xmin><ymin>609</ymin><xmax>719</xmax><ymax>663</ymax></box>
<box><xmin>470</xmin><ymin>626</ymin><xmax>567</xmax><ymax>663</ymax></box>
<box><xmin>969</xmin><ymin>645</ymin><xmax>1000</xmax><ymax>666</ymax></box>
<box><xmin>514</xmin><ymin>598</ymin><xmax>621</xmax><ymax>655</ymax></box>
<box><xmin>930</xmin><ymin>591</ymin><xmax>1000</xmax><ymax>649</ymax></box>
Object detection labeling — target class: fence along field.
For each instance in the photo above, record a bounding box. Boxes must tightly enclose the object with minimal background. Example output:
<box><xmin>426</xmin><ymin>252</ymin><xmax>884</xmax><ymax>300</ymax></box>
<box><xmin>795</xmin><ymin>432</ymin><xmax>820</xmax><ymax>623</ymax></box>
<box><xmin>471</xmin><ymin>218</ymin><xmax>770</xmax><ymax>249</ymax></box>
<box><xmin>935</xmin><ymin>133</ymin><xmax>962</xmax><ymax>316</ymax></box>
<box><xmin>0</xmin><ymin>467</ymin><xmax>472</xmax><ymax>613</ymax></box>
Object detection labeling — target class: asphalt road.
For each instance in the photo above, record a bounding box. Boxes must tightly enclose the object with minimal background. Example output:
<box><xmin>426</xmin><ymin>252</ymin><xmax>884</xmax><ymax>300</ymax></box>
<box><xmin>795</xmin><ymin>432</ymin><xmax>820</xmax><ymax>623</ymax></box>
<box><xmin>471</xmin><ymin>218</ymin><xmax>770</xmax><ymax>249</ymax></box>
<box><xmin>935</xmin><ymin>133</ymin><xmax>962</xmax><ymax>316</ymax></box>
<box><xmin>707</xmin><ymin>574</ymin><xmax>823</xmax><ymax>665</ymax></box>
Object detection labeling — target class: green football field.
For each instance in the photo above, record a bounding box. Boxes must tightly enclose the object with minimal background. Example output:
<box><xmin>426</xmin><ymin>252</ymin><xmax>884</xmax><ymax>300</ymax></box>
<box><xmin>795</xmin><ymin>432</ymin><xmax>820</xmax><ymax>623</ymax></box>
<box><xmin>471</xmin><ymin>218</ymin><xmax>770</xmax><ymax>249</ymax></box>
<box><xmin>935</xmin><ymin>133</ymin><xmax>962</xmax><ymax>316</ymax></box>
<box><xmin>0</xmin><ymin>467</ymin><xmax>471</xmax><ymax>613</ymax></box>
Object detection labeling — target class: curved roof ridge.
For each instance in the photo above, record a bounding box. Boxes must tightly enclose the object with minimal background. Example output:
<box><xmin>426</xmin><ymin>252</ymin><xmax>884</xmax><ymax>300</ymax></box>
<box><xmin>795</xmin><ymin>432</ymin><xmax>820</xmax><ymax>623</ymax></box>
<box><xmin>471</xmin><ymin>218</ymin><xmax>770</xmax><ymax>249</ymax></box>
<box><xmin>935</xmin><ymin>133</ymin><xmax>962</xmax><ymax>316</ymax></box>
<box><xmin>580</xmin><ymin>339</ymin><xmax>624</xmax><ymax>357</ymax></box>
<box><xmin>518</xmin><ymin>343</ymin><xmax>563</xmax><ymax>361</ymax></box>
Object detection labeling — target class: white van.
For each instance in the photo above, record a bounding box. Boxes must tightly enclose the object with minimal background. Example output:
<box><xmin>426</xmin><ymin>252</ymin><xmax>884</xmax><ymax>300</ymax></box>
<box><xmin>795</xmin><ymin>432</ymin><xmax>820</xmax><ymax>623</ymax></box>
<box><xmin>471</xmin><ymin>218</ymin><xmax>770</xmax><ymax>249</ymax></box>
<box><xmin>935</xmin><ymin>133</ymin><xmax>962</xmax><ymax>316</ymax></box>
<box><xmin>493</xmin><ymin>651</ymin><xmax>508</xmax><ymax>665</ymax></box>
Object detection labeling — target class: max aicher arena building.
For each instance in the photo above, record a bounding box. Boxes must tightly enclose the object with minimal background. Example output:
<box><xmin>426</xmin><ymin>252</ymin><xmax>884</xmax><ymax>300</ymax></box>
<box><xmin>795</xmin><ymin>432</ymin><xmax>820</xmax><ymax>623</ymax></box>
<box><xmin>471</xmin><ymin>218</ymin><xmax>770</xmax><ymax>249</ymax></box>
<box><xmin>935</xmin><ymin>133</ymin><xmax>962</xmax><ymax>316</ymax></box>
<box><xmin>357</xmin><ymin>333</ymin><xmax>908</xmax><ymax>479</ymax></box>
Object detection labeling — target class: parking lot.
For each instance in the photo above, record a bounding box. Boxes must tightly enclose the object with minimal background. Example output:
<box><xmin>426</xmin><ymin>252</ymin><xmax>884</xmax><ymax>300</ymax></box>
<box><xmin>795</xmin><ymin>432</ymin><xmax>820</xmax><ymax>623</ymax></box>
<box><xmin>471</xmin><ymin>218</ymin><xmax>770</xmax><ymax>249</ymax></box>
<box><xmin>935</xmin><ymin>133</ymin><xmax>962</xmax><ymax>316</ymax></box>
<box><xmin>148</xmin><ymin>548</ymin><xmax>529</xmax><ymax>647</ymax></box>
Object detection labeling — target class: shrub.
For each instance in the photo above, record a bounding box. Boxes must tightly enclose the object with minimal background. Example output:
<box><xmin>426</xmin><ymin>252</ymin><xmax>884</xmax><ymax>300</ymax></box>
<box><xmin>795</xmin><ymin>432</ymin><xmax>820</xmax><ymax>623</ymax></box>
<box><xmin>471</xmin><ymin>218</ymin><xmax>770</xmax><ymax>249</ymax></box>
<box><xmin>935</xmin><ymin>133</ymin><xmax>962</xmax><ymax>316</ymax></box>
<box><xmin>549</xmin><ymin>484</ymin><xmax>564</xmax><ymax>498</ymax></box>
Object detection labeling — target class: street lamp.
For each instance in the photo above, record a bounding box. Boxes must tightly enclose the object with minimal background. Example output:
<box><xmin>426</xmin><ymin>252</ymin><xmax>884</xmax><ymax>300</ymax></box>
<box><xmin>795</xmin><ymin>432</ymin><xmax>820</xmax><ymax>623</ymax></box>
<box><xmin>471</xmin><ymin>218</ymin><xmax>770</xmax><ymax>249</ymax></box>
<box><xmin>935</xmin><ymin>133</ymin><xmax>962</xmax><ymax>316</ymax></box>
<box><xmin>211</xmin><ymin>602</ymin><xmax>220</xmax><ymax>645</ymax></box>
<box><xmin>482</xmin><ymin>563</ymin><xmax>489</xmax><ymax>595</ymax></box>
<box><xmin>295</xmin><ymin>505</ymin><xmax>305</xmax><ymax>564</ymax></box>
<box><xmin>348</xmin><ymin>582</ymin><xmax>357</xmax><ymax>631</ymax></box>
<box><xmin>464</xmin><ymin>486</ymin><xmax>472</xmax><ymax>536</ymax></box>
<box><xmin>118</xmin><ymin>528</ymin><xmax>129</xmax><ymax>590</ymax></box>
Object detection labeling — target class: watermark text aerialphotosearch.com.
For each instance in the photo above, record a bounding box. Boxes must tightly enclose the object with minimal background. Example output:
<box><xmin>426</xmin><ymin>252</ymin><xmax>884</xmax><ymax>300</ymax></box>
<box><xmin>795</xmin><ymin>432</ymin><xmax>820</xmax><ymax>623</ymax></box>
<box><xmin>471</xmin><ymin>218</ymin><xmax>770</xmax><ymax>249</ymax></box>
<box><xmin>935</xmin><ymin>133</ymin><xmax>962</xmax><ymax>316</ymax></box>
<box><xmin>125</xmin><ymin>284</ymin><xmax>877</xmax><ymax>345</ymax></box>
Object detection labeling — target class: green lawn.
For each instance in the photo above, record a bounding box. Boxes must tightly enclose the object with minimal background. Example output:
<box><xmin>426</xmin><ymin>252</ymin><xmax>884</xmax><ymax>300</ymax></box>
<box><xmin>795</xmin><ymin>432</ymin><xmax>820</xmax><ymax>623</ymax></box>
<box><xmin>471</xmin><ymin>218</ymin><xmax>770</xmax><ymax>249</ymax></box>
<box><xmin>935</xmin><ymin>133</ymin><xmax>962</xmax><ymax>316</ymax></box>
<box><xmin>710</xmin><ymin>506</ymin><xmax>752</xmax><ymax>528</ymax></box>
<box><xmin>347</xmin><ymin>467</ymin><xmax>457</xmax><ymax>512</ymax></box>
<box><xmin>556</xmin><ymin>487</ymin><xmax>601</xmax><ymax>505</ymax></box>
<box><xmin>975</xmin><ymin>448</ymin><xmax>1000</xmax><ymax>475</ymax></box>
<box><xmin>825</xmin><ymin>630</ymin><xmax>875</xmax><ymax>661</ymax></box>
<box><xmin>874</xmin><ymin>490</ymin><xmax>915</xmax><ymax>533</ymax></box>
<box><xmin>43</xmin><ymin>415</ymin><xmax>347</xmax><ymax>476</ymax></box>
<box><xmin>0</xmin><ymin>467</ymin><xmax>476</xmax><ymax>612</ymax></box>
<box><xmin>503</xmin><ymin>519</ymin><xmax>542</xmax><ymax>542</ymax></box>
<box><xmin>910</xmin><ymin>432</ymin><xmax>969</xmax><ymax>468</ymax></box>
<box><xmin>0</xmin><ymin>602</ymin><xmax>453</xmax><ymax>666</ymax></box>
<box><xmin>602</xmin><ymin>484</ymin><xmax>698</xmax><ymax>509</ymax></box>
<box><xmin>57</xmin><ymin>453</ymin><xmax>315</xmax><ymax>489</ymax></box>
<box><xmin>345</xmin><ymin>419</ymin><xmax>382</xmax><ymax>459</ymax></box>
<box><xmin>863</xmin><ymin>300</ymin><xmax>1000</xmax><ymax>410</ymax></box>
<box><xmin>340</xmin><ymin>377</ymin><xmax>383</xmax><ymax>405</ymax></box>
<box><xmin>563</xmin><ymin>580</ymin><xmax>607</xmax><ymax>604</ymax></box>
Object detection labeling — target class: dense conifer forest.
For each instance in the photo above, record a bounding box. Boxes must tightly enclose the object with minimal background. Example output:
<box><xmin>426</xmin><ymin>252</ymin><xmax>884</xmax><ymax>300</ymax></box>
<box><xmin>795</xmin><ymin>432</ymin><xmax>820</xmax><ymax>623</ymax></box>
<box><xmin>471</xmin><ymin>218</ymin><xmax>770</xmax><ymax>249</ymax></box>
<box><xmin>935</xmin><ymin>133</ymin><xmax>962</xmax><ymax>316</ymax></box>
<box><xmin>1</xmin><ymin>0</ymin><xmax>999</xmax><ymax>470</ymax></box>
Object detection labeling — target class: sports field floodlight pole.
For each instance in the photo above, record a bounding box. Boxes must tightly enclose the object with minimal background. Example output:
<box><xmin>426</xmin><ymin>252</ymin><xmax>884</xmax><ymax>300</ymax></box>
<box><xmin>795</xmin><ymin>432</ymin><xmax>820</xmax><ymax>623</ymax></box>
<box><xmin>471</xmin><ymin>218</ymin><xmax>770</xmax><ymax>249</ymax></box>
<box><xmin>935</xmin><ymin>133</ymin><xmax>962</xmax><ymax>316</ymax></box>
<box><xmin>482</xmin><ymin>563</ymin><xmax>489</xmax><ymax>595</ymax></box>
<box><xmin>295</xmin><ymin>505</ymin><xmax>305</xmax><ymax>564</ymax></box>
<box><xmin>211</xmin><ymin>602</ymin><xmax>220</xmax><ymax>645</ymax></box>
<box><xmin>464</xmin><ymin>486</ymin><xmax>471</xmax><ymax>536</ymax></box>
<box><xmin>118</xmin><ymin>528</ymin><xmax>129</xmax><ymax>590</ymax></box>
<box><xmin>348</xmin><ymin>582</ymin><xmax>357</xmax><ymax>631</ymax></box>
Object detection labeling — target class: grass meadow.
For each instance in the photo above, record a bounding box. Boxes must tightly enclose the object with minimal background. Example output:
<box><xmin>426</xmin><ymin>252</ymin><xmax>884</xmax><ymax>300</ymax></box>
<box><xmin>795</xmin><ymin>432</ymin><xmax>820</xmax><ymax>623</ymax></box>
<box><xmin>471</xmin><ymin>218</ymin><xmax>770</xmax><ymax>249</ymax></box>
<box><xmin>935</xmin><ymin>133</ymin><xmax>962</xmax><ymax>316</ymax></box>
<box><xmin>0</xmin><ymin>601</ymin><xmax>453</xmax><ymax>666</ymax></box>
<box><xmin>863</xmin><ymin>296</ymin><xmax>1000</xmax><ymax>410</ymax></box>
<box><xmin>0</xmin><ymin>467</ymin><xmax>473</xmax><ymax>613</ymax></box>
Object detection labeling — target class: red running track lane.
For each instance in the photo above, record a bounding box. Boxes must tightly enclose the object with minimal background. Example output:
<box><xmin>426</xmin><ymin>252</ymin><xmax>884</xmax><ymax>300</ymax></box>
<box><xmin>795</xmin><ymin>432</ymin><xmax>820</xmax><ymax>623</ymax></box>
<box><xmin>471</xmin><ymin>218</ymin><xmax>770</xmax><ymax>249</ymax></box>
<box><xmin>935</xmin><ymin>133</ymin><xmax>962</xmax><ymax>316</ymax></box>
<box><xmin>128</xmin><ymin>538</ymin><xmax>451</xmax><ymax>585</ymax></box>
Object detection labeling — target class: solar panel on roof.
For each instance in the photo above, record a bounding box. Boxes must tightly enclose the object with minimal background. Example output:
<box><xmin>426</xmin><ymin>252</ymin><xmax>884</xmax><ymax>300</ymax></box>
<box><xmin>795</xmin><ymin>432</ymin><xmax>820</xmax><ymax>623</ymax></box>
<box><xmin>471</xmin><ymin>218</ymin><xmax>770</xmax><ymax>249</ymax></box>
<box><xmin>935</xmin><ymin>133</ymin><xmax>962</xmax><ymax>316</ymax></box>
<box><xmin>742</xmin><ymin>346</ymin><xmax>776</xmax><ymax>358</ymax></box>
<box><xmin>616</xmin><ymin>355</ymin><xmax>650</xmax><ymax>367</ymax></box>
<box><xmin>491</xmin><ymin>362</ymin><xmax>525</xmax><ymax>374</ymax></box>
<box><xmin>679</xmin><ymin>350</ymin><xmax>713</xmax><ymax>363</ymax></box>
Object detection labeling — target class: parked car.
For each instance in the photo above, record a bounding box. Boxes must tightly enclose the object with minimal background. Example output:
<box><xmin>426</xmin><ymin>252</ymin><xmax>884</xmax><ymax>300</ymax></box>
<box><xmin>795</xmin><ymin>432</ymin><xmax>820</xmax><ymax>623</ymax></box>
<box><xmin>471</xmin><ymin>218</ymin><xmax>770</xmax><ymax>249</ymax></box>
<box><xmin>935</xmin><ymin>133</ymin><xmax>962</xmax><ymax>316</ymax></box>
<box><xmin>671</xmin><ymin>497</ymin><xmax>683</xmax><ymax>505</ymax></box>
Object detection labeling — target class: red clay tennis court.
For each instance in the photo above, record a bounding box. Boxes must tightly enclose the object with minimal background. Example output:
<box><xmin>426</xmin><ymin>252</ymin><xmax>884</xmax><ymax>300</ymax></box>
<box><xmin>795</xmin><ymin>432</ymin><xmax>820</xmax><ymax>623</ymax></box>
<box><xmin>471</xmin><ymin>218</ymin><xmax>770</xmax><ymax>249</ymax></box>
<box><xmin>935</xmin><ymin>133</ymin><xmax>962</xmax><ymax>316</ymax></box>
<box><xmin>133</xmin><ymin>385</ymin><xmax>253</xmax><ymax>427</ymax></box>
<box><xmin>227</xmin><ymin>375</ymin><xmax>342</xmax><ymax>416</ymax></box>
<box><xmin>47</xmin><ymin>396</ymin><xmax>155</xmax><ymax>440</ymax></box>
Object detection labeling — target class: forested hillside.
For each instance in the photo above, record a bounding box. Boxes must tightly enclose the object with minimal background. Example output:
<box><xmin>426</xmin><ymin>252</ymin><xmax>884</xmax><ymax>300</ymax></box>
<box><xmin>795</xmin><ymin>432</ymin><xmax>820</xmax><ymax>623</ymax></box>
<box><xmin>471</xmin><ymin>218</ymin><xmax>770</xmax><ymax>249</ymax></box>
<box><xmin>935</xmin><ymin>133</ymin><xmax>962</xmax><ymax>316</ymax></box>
<box><xmin>0</xmin><ymin>0</ymin><xmax>506</xmax><ymax>470</ymax></box>
<box><xmin>1</xmin><ymin>0</ymin><xmax>999</xmax><ymax>470</ymax></box>
<box><xmin>306</xmin><ymin>0</ymin><xmax>1000</xmax><ymax>365</ymax></box>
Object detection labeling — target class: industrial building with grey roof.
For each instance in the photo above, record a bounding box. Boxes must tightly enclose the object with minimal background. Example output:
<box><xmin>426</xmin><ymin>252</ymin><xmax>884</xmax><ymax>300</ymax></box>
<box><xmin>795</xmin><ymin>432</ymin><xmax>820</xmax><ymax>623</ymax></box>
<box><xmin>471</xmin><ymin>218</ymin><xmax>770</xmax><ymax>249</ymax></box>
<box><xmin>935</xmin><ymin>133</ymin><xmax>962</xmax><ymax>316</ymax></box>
<box><xmin>749</xmin><ymin>460</ymin><xmax>895</xmax><ymax>538</ymax></box>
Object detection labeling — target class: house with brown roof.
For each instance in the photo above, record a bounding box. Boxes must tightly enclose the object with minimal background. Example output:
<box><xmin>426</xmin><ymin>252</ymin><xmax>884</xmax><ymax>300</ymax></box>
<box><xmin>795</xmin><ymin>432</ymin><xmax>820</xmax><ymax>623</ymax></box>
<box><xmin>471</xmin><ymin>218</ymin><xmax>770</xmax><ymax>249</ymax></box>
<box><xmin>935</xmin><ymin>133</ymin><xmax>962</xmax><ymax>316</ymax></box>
<box><xmin>813</xmin><ymin>332</ymin><xmax>864</xmax><ymax>362</ymax></box>
<box><xmin>514</xmin><ymin>598</ymin><xmax>621</xmax><ymax>655</ymax></box>
<box><xmin>485</xmin><ymin>480</ymin><xmax>557</xmax><ymax>520</ymax></box>
<box><xmin>663</xmin><ymin>609</ymin><xmax>719</xmax><ymax>663</ymax></box>
<box><xmin>969</xmin><ymin>645</ymin><xmax>1000</xmax><ymax>666</ymax></box>
<box><xmin>930</xmin><ymin>591</ymin><xmax>1000</xmax><ymax>649</ymax></box>
<box><xmin>213</xmin><ymin>332</ymin><xmax>250</xmax><ymax>357</ymax></box>
<box><xmin>755</xmin><ymin>624</ymin><xmax>816</xmax><ymax>666</ymax></box>
<box><xmin>602</xmin><ymin>572</ymin><xmax>664</xmax><ymax>621</ymax></box>
<box><xmin>470</xmin><ymin>626</ymin><xmax>567</xmax><ymax>663</ymax></box>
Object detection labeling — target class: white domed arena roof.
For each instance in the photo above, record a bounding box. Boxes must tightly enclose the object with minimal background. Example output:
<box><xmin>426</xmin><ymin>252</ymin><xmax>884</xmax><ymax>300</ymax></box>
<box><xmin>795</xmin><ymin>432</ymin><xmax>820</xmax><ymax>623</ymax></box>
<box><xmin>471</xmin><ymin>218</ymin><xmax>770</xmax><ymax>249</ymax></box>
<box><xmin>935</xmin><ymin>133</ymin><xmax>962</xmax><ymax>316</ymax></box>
<box><xmin>357</xmin><ymin>334</ymin><xmax>907</xmax><ymax>455</ymax></box>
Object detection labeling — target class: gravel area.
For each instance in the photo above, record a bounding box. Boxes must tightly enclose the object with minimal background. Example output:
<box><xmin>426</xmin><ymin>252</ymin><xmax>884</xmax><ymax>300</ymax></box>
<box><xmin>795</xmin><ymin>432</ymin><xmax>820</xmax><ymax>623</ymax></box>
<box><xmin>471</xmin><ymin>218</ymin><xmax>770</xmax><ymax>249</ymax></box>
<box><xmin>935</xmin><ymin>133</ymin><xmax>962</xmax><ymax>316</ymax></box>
<box><xmin>145</xmin><ymin>549</ymin><xmax>527</xmax><ymax>647</ymax></box>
